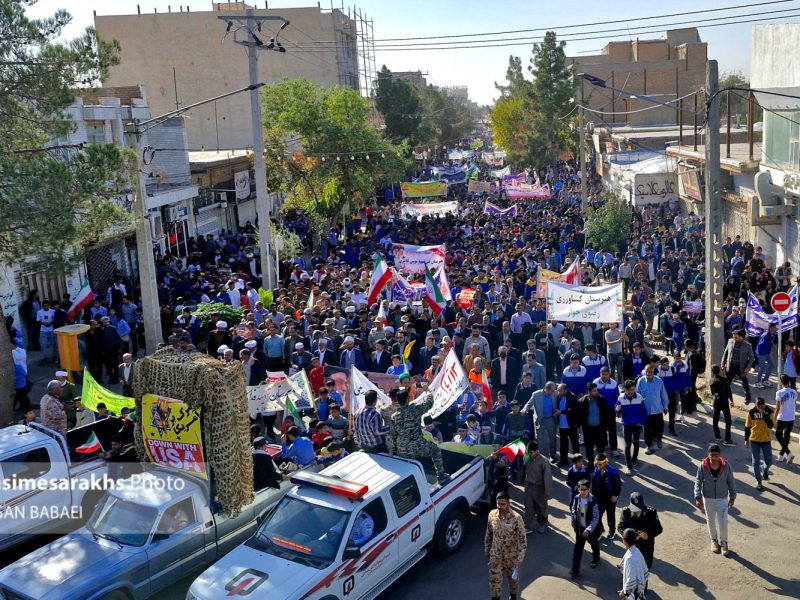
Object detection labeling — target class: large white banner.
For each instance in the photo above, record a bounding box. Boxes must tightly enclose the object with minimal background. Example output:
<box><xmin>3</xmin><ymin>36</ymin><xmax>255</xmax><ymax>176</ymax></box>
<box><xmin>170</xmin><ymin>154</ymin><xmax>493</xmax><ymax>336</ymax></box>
<box><xmin>350</xmin><ymin>367</ymin><xmax>392</xmax><ymax>415</ymax></box>
<box><xmin>400</xmin><ymin>201</ymin><xmax>458</xmax><ymax>220</ymax></box>
<box><xmin>392</xmin><ymin>243</ymin><xmax>446</xmax><ymax>274</ymax></box>
<box><xmin>546</xmin><ymin>281</ymin><xmax>624</xmax><ymax>323</ymax></box>
<box><xmin>422</xmin><ymin>349</ymin><xmax>469</xmax><ymax>420</ymax></box>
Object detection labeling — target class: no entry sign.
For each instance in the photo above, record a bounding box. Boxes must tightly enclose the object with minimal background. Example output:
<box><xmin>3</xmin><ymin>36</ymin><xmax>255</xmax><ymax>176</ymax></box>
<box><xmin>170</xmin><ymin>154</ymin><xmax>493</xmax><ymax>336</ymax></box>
<box><xmin>771</xmin><ymin>291</ymin><xmax>792</xmax><ymax>313</ymax></box>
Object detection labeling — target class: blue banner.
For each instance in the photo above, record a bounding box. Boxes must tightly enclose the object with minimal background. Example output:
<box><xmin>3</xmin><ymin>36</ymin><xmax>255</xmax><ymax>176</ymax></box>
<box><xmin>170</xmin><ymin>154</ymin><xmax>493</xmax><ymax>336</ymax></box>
<box><xmin>745</xmin><ymin>288</ymin><xmax>798</xmax><ymax>336</ymax></box>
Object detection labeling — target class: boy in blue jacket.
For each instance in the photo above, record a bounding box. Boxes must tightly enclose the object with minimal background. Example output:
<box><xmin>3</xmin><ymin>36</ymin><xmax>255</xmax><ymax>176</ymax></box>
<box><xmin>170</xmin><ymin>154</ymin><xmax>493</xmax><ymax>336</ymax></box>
<box><xmin>616</xmin><ymin>379</ymin><xmax>649</xmax><ymax>475</ymax></box>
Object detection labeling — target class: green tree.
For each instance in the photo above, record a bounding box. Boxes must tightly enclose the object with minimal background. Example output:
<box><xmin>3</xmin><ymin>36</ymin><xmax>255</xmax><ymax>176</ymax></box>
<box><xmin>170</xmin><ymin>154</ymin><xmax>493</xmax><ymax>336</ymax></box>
<box><xmin>416</xmin><ymin>84</ymin><xmax>476</xmax><ymax>149</ymax></box>
<box><xmin>261</xmin><ymin>78</ymin><xmax>407</xmax><ymax>229</ymax></box>
<box><xmin>492</xmin><ymin>32</ymin><xmax>576</xmax><ymax>168</ymax></box>
<box><xmin>586</xmin><ymin>194</ymin><xmax>632</xmax><ymax>252</ymax></box>
<box><xmin>373</xmin><ymin>65</ymin><xmax>422</xmax><ymax>143</ymax></box>
<box><xmin>0</xmin><ymin>0</ymin><xmax>130</xmax><ymax>424</ymax></box>
<box><xmin>527</xmin><ymin>31</ymin><xmax>577</xmax><ymax>165</ymax></box>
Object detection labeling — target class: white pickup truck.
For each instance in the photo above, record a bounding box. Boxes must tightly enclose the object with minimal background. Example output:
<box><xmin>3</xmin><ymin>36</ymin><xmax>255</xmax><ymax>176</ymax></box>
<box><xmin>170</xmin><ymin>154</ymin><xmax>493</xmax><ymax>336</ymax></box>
<box><xmin>0</xmin><ymin>420</ymin><xmax>127</xmax><ymax>551</ymax></box>
<box><xmin>187</xmin><ymin>449</ymin><xmax>486</xmax><ymax>600</ymax></box>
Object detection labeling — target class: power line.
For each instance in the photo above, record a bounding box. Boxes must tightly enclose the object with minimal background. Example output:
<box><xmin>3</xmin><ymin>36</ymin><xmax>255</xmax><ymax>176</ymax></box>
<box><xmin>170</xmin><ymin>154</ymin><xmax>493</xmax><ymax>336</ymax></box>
<box><xmin>280</xmin><ymin>10</ymin><xmax>800</xmax><ymax>52</ymax></box>
<box><xmin>578</xmin><ymin>89</ymin><xmax>704</xmax><ymax>117</ymax></box>
<box><xmin>372</xmin><ymin>0</ymin><xmax>797</xmax><ymax>42</ymax></box>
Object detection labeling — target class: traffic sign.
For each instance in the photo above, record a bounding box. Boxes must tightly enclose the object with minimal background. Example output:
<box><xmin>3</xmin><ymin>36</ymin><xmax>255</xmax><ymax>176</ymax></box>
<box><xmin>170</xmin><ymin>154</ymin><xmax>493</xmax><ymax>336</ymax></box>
<box><xmin>771</xmin><ymin>291</ymin><xmax>792</xmax><ymax>313</ymax></box>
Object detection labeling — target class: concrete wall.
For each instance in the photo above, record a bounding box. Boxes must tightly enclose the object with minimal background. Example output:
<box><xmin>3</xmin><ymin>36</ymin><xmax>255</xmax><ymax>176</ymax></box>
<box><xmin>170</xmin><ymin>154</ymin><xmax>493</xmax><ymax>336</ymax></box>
<box><xmin>751</xmin><ymin>24</ymin><xmax>800</xmax><ymax>88</ymax></box>
<box><xmin>96</xmin><ymin>6</ymin><xmax>359</xmax><ymax>149</ymax></box>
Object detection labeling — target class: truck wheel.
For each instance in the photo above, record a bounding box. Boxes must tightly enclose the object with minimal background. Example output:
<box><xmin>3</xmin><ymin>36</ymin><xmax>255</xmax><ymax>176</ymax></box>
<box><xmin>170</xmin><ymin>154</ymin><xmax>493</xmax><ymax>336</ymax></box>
<box><xmin>434</xmin><ymin>509</ymin><xmax>465</xmax><ymax>555</ymax></box>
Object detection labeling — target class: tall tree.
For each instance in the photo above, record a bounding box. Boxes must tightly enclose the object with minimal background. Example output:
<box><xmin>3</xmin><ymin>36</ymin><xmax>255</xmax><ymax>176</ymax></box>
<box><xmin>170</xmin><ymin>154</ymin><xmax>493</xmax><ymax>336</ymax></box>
<box><xmin>416</xmin><ymin>84</ymin><xmax>476</xmax><ymax>149</ymax></box>
<box><xmin>0</xmin><ymin>0</ymin><xmax>130</xmax><ymax>425</ymax></box>
<box><xmin>261</xmin><ymin>78</ymin><xmax>407</xmax><ymax>231</ymax></box>
<box><xmin>491</xmin><ymin>32</ymin><xmax>576</xmax><ymax>168</ymax></box>
<box><xmin>373</xmin><ymin>65</ymin><xmax>422</xmax><ymax>143</ymax></box>
<box><xmin>527</xmin><ymin>31</ymin><xmax>577</xmax><ymax>166</ymax></box>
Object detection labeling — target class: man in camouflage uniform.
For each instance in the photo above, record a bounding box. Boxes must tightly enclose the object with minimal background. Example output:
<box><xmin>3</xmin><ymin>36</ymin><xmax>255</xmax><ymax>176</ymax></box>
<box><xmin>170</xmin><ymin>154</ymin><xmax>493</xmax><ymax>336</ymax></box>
<box><xmin>485</xmin><ymin>491</ymin><xmax>527</xmax><ymax>600</ymax></box>
<box><xmin>386</xmin><ymin>389</ymin><xmax>448</xmax><ymax>482</ymax></box>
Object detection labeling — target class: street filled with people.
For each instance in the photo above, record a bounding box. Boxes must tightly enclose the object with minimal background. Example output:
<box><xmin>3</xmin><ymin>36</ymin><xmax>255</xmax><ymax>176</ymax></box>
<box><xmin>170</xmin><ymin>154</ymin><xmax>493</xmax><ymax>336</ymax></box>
<box><xmin>6</xmin><ymin>154</ymin><xmax>799</xmax><ymax>599</ymax></box>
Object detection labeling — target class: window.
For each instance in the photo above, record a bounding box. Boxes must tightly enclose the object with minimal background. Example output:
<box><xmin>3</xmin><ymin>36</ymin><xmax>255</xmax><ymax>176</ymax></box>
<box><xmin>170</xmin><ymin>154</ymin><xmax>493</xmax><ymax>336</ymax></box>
<box><xmin>347</xmin><ymin>498</ymin><xmax>388</xmax><ymax>548</ymax></box>
<box><xmin>156</xmin><ymin>497</ymin><xmax>196</xmax><ymax>535</ymax></box>
<box><xmin>763</xmin><ymin>110</ymin><xmax>800</xmax><ymax>172</ymax></box>
<box><xmin>390</xmin><ymin>476</ymin><xmax>421</xmax><ymax>519</ymax></box>
<box><xmin>3</xmin><ymin>447</ymin><xmax>51</xmax><ymax>480</ymax></box>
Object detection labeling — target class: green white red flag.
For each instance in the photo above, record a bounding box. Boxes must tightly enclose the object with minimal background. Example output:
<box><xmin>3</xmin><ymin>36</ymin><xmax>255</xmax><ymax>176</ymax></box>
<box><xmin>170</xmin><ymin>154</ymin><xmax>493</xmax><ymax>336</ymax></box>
<box><xmin>367</xmin><ymin>255</ymin><xmax>392</xmax><ymax>305</ymax></box>
<box><xmin>424</xmin><ymin>265</ymin><xmax>446</xmax><ymax>316</ymax></box>
<box><xmin>75</xmin><ymin>431</ymin><xmax>103</xmax><ymax>454</ymax></box>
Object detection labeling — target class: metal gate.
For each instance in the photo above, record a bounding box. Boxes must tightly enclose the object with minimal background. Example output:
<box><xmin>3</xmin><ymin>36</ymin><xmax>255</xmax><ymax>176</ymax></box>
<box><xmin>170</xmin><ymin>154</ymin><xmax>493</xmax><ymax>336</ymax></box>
<box><xmin>85</xmin><ymin>238</ymin><xmax>135</xmax><ymax>301</ymax></box>
<box><xmin>721</xmin><ymin>197</ymin><xmax>752</xmax><ymax>241</ymax></box>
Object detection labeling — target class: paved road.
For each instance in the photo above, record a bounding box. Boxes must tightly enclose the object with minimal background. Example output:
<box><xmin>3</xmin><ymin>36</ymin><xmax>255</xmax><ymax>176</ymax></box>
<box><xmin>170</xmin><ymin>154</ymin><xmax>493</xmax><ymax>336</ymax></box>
<box><xmin>157</xmin><ymin>404</ymin><xmax>800</xmax><ymax>600</ymax></box>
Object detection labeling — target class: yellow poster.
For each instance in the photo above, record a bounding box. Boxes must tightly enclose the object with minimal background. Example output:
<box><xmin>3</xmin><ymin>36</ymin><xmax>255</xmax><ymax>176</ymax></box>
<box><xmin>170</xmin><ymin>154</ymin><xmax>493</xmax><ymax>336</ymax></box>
<box><xmin>142</xmin><ymin>393</ymin><xmax>207</xmax><ymax>479</ymax></box>
<box><xmin>536</xmin><ymin>268</ymin><xmax>564</xmax><ymax>299</ymax></box>
<box><xmin>400</xmin><ymin>181</ymin><xmax>447</xmax><ymax>198</ymax></box>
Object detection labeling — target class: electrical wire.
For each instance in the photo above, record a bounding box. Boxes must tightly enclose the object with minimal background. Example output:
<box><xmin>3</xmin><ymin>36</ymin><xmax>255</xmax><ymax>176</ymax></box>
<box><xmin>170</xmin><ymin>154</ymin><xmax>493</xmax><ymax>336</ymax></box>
<box><xmin>280</xmin><ymin>11</ymin><xmax>800</xmax><ymax>52</ymax></box>
<box><xmin>578</xmin><ymin>89</ymin><xmax>704</xmax><ymax>117</ymax></box>
<box><xmin>372</xmin><ymin>0</ymin><xmax>798</xmax><ymax>42</ymax></box>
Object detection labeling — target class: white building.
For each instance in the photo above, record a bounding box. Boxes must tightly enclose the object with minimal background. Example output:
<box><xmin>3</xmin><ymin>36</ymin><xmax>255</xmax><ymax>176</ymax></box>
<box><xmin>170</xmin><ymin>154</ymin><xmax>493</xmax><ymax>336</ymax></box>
<box><xmin>749</xmin><ymin>24</ymin><xmax>800</xmax><ymax>268</ymax></box>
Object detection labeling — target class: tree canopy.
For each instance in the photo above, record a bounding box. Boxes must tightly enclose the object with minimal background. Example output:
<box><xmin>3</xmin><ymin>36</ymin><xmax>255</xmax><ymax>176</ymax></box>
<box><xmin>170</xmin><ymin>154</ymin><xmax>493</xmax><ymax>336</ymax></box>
<box><xmin>261</xmin><ymin>78</ymin><xmax>408</xmax><ymax>229</ymax></box>
<box><xmin>586</xmin><ymin>194</ymin><xmax>632</xmax><ymax>253</ymax></box>
<box><xmin>374</xmin><ymin>65</ymin><xmax>422</xmax><ymax>143</ymax></box>
<box><xmin>491</xmin><ymin>31</ymin><xmax>576</xmax><ymax>168</ymax></box>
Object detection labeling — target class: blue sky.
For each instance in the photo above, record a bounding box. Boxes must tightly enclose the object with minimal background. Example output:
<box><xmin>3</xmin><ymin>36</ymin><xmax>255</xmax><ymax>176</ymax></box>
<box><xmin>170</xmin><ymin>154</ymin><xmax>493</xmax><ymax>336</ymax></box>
<box><xmin>27</xmin><ymin>0</ymin><xmax>800</xmax><ymax>105</ymax></box>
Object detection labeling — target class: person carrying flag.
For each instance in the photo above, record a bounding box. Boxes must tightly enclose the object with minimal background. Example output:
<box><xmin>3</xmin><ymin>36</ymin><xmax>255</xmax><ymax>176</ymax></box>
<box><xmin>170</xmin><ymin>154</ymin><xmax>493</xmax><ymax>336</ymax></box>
<box><xmin>521</xmin><ymin>440</ymin><xmax>552</xmax><ymax>535</ymax></box>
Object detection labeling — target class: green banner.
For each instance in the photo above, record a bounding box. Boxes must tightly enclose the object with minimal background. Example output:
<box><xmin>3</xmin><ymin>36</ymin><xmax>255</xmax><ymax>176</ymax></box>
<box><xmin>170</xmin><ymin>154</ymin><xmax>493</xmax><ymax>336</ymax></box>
<box><xmin>81</xmin><ymin>369</ymin><xmax>135</xmax><ymax>416</ymax></box>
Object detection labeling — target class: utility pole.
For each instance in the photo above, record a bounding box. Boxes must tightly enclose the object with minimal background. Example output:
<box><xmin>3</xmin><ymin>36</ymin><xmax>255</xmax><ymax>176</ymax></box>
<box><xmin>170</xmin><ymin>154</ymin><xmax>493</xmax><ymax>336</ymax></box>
<box><xmin>704</xmin><ymin>59</ymin><xmax>724</xmax><ymax>380</ymax></box>
<box><xmin>579</xmin><ymin>80</ymin><xmax>588</xmax><ymax>212</ymax></box>
<box><xmin>218</xmin><ymin>10</ymin><xmax>289</xmax><ymax>291</ymax></box>
<box><xmin>128</xmin><ymin>126</ymin><xmax>163</xmax><ymax>351</ymax></box>
<box><xmin>127</xmin><ymin>84</ymin><xmax>265</xmax><ymax>354</ymax></box>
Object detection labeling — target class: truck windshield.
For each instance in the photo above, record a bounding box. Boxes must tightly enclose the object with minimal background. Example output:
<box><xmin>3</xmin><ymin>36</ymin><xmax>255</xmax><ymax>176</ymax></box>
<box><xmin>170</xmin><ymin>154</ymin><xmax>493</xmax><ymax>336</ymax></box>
<box><xmin>253</xmin><ymin>497</ymin><xmax>348</xmax><ymax>566</ymax></box>
<box><xmin>86</xmin><ymin>495</ymin><xmax>159</xmax><ymax>547</ymax></box>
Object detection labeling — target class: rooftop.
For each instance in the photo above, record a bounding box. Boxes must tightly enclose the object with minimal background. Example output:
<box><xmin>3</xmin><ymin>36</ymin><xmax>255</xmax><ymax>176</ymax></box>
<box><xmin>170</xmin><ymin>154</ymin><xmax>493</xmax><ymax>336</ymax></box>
<box><xmin>666</xmin><ymin>143</ymin><xmax>761</xmax><ymax>173</ymax></box>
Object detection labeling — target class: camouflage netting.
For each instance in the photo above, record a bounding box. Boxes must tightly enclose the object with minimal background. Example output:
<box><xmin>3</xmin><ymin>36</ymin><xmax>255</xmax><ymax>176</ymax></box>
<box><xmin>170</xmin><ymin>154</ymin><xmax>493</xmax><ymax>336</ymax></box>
<box><xmin>133</xmin><ymin>348</ymin><xmax>254</xmax><ymax>517</ymax></box>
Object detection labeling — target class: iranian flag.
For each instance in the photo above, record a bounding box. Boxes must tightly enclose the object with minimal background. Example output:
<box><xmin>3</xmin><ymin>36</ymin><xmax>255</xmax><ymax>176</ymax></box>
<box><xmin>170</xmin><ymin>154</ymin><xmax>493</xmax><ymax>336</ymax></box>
<box><xmin>480</xmin><ymin>369</ymin><xmax>493</xmax><ymax>410</ymax></box>
<box><xmin>424</xmin><ymin>265</ymin><xmax>446</xmax><ymax>316</ymax></box>
<box><xmin>75</xmin><ymin>431</ymin><xmax>103</xmax><ymax>454</ymax></box>
<box><xmin>563</xmin><ymin>259</ymin><xmax>582</xmax><ymax>286</ymax></box>
<box><xmin>498</xmin><ymin>439</ymin><xmax>527</xmax><ymax>462</ymax></box>
<box><xmin>367</xmin><ymin>255</ymin><xmax>392</xmax><ymax>305</ymax></box>
<box><xmin>376</xmin><ymin>302</ymin><xmax>389</xmax><ymax>326</ymax></box>
<box><xmin>67</xmin><ymin>282</ymin><xmax>94</xmax><ymax>319</ymax></box>
<box><xmin>306</xmin><ymin>289</ymin><xmax>315</xmax><ymax>310</ymax></box>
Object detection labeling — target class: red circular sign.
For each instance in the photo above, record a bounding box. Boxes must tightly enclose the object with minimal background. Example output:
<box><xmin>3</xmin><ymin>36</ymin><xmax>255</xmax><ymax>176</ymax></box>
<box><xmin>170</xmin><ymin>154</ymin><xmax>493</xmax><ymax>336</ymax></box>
<box><xmin>771</xmin><ymin>291</ymin><xmax>792</xmax><ymax>313</ymax></box>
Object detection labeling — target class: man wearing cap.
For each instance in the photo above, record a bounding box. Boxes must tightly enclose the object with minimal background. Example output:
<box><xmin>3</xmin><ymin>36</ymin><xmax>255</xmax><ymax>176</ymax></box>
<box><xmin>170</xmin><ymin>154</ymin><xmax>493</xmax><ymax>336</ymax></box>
<box><xmin>387</xmin><ymin>389</ymin><xmax>448</xmax><ymax>483</ymax></box>
<box><xmin>290</xmin><ymin>342</ymin><xmax>313</xmax><ymax>374</ymax></box>
<box><xmin>207</xmin><ymin>321</ymin><xmax>231</xmax><ymax>358</ymax></box>
<box><xmin>41</xmin><ymin>380</ymin><xmax>67</xmax><ymax>436</ymax></box>
<box><xmin>590</xmin><ymin>453</ymin><xmax>623</xmax><ymax>540</ymax></box>
<box><xmin>618</xmin><ymin>491</ymin><xmax>663</xmax><ymax>571</ymax></box>
<box><xmin>339</xmin><ymin>335</ymin><xmax>367</xmax><ymax>371</ymax></box>
<box><xmin>694</xmin><ymin>443</ymin><xmax>736</xmax><ymax>556</ymax></box>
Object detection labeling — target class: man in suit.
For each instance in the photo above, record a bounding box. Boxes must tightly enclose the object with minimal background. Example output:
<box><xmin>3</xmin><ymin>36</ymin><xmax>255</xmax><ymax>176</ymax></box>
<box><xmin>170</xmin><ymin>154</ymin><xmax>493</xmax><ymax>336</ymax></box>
<box><xmin>371</xmin><ymin>339</ymin><xmax>392</xmax><ymax>373</ymax></box>
<box><xmin>241</xmin><ymin>348</ymin><xmax>266</xmax><ymax>385</ymax></box>
<box><xmin>523</xmin><ymin>381</ymin><xmax>559</xmax><ymax>461</ymax></box>
<box><xmin>497</xmin><ymin>320</ymin><xmax>523</xmax><ymax>354</ymax></box>
<box><xmin>313</xmin><ymin>338</ymin><xmax>337</xmax><ymax>367</ymax></box>
<box><xmin>491</xmin><ymin>346</ymin><xmax>520</xmax><ymax>400</ymax></box>
<box><xmin>118</xmin><ymin>353</ymin><xmax>135</xmax><ymax>398</ymax></box>
<box><xmin>291</xmin><ymin>342</ymin><xmax>313</xmax><ymax>374</ymax></box>
<box><xmin>721</xmin><ymin>328</ymin><xmax>755</xmax><ymax>404</ymax></box>
<box><xmin>417</xmin><ymin>335</ymin><xmax>439</xmax><ymax>376</ymax></box>
<box><xmin>339</xmin><ymin>335</ymin><xmax>367</xmax><ymax>371</ymax></box>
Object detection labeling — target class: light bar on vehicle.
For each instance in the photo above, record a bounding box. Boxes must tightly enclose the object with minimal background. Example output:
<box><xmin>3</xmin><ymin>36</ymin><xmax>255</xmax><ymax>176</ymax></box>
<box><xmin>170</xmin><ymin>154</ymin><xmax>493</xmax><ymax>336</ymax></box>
<box><xmin>290</xmin><ymin>471</ymin><xmax>369</xmax><ymax>500</ymax></box>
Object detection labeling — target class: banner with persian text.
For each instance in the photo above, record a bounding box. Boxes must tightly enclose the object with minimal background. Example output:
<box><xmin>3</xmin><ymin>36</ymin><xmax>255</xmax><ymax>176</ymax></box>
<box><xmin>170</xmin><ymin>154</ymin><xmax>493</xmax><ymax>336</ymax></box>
<box><xmin>400</xmin><ymin>181</ymin><xmax>447</xmax><ymax>198</ymax></box>
<box><xmin>546</xmin><ymin>281</ymin><xmax>624</xmax><ymax>323</ymax></box>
